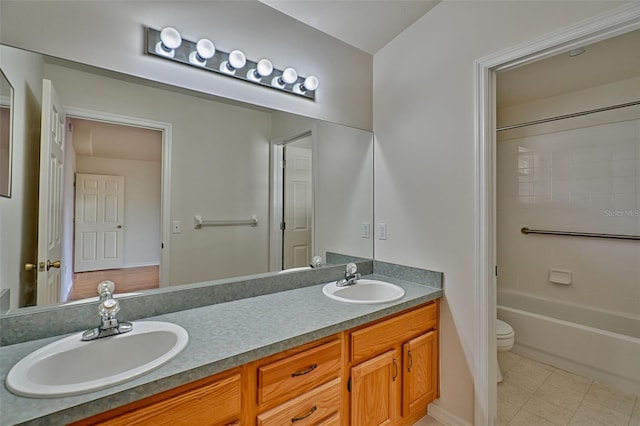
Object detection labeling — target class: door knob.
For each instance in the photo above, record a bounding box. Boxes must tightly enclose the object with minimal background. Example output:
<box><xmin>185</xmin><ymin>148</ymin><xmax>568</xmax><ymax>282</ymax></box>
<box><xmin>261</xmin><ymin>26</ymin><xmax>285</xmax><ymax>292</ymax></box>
<box><xmin>117</xmin><ymin>225</ymin><xmax>122</xmax><ymax>229</ymax></box>
<box><xmin>47</xmin><ymin>260</ymin><xmax>61</xmax><ymax>270</ymax></box>
<box><xmin>24</xmin><ymin>263</ymin><xmax>36</xmax><ymax>272</ymax></box>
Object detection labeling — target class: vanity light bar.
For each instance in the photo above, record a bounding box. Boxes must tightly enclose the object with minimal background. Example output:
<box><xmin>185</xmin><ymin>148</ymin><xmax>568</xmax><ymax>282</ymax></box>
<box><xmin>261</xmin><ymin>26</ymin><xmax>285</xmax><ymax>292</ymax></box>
<box><xmin>146</xmin><ymin>27</ymin><xmax>318</xmax><ymax>100</ymax></box>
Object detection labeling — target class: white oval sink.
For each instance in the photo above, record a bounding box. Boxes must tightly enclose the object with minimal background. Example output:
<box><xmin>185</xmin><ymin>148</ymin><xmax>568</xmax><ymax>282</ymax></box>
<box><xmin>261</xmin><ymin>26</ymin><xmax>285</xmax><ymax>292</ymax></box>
<box><xmin>322</xmin><ymin>279</ymin><xmax>405</xmax><ymax>304</ymax></box>
<box><xmin>6</xmin><ymin>321</ymin><xmax>188</xmax><ymax>398</ymax></box>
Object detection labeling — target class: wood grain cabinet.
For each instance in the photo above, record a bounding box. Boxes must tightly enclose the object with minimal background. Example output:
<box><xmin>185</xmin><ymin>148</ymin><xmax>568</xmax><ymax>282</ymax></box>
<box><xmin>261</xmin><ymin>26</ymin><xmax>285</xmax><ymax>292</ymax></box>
<box><xmin>73</xmin><ymin>300</ymin><xmax>438</xmax><ymax>426</ymax></box>
<box><xmin>255</xmin><ymin>337</ymin><xmax>343</xmax><ymax>425</ymax></box>
<box><xmin>346</xmin><ymin>301</ymin><xmax>439</xmax><ymax>426</ymax></box>
<box><xmin>72</xmin><ymin>370</ymin><xmax>242</xmax><ymax>426</ymax></box>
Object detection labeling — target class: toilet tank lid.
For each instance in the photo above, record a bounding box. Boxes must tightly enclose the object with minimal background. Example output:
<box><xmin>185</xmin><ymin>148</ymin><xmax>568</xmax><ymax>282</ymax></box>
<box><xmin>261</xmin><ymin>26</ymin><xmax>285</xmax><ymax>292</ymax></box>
<box><xmin>496</xmin><ymin>319</ymin><xmax>514</xmax><ymax>336</ymax></box>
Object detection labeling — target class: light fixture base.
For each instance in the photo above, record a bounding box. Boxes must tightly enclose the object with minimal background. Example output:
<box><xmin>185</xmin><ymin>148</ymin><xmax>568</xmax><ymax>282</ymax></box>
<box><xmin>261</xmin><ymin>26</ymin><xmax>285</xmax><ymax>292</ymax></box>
<box><xmin>146</xmin><ymin>27</ymin><xmax>316</xmax><ymax>100</ymax></box>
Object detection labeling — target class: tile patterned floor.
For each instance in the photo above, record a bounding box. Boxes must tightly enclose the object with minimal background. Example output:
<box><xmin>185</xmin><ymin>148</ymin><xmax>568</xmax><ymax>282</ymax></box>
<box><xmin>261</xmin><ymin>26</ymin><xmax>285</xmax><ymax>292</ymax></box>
<box><xmin>498</xmin><ymin>351</ymin><xmax>640</xmax><ymax>426</ymax></box>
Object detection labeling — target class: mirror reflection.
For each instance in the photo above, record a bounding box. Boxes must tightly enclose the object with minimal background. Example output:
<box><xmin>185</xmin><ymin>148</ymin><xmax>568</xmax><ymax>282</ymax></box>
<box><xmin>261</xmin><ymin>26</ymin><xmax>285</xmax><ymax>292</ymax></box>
<box><xmin>0</xmin><ymin>44</ymin><xmax>373</xmax><ymax>313</ymax></box>
<box><xmin>0</xmin><ymin>68</ymin><xmax>12</xmax><ymax>198</ymax></box>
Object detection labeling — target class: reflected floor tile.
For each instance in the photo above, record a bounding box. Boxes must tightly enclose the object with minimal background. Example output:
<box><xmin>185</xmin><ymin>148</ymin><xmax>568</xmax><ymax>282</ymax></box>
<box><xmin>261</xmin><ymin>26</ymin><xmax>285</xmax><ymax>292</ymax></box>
<box><xmin>545</xmin><ymin>370</ymin><xmax>592</xmax><ymax>395</ymax></box>
<box><xmin>569</xmin><ymin>399</ymin><xmax>631</xmax><ymax>425</ymax></box>
<box><xmin>504</xmin><ymin>369</ymin><xmax>550</xmax><ymax>394</ymax></box>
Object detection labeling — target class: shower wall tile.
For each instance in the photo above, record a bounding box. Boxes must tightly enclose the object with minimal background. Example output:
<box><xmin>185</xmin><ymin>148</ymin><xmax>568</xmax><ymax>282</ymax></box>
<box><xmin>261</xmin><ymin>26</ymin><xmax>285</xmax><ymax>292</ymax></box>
<box><xmin>497</xmin><ymin>116</ymin><xmax>640</xmax><ymax>317</ymax></box>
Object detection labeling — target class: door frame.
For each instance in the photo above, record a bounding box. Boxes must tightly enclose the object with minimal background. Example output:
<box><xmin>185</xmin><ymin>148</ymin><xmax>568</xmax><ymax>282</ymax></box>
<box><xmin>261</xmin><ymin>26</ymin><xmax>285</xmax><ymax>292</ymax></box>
<box><xmin>64</xmin><ymin>106</ymin><xmax>172</xmax><ymax>287</ymax></box>
<box><xmin>473</xmin><ymin>4</ymin><xmax>640</xmax><ymax>425</ymax></box>
<box><xmin>269</xmin><ymin>126</ymin><xmax>316</xmax><ymax>271</ymax></box>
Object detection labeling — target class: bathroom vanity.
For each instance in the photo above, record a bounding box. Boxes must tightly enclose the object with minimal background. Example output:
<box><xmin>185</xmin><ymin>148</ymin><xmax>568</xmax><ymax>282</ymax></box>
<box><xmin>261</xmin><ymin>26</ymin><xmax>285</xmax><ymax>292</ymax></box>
<box><xmin>71</xmin><ymin>301</ymin><xmax>439</xmax><ymax>426</ymax></box>
<box><xmin>0</xmin><ymin>266</ymin><xmax>442</xmax><ymax>425</ymax></box>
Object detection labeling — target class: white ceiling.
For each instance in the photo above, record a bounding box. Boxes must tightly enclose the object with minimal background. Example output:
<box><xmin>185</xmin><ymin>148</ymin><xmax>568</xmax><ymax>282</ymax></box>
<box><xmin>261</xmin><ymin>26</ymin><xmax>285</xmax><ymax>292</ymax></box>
<box><xmin>497</xmin><ymin>29</ymin><xmax>640</xmax><ymax>107</ymax></box>
<box><xmin>70</xmin><ymin>118</ymin><xmax>162</xmax><ymax>162</ymax></box>
<box><xmin>259</xmin><ymin>0</ymin><xmax>440</xmax><ymax>55</ymax></box>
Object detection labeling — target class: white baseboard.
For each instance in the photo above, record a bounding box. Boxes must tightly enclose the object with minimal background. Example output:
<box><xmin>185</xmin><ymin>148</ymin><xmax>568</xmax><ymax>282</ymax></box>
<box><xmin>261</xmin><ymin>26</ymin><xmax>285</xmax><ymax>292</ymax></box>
<box><xmin>428</xmin><ymin>401</ymin><xmax>473</xmax><ymax>426</ymax></box>
<box><xmin>121</xmin><ymin>262</ymin><xmax>160</xmax><ymax>269</ymax></box>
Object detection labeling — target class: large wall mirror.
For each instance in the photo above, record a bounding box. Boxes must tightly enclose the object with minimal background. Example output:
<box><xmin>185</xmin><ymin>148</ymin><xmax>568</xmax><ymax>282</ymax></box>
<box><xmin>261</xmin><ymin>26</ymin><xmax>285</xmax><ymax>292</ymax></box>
<box><xmin>0</xmin><ymin>44</ymin><xmax>373</xmax><ymax>313</ymax></box>
<box><xmin>0</xmin><ymin>68</ymin><xmax>13</xmax><ymax>198</ymax></box>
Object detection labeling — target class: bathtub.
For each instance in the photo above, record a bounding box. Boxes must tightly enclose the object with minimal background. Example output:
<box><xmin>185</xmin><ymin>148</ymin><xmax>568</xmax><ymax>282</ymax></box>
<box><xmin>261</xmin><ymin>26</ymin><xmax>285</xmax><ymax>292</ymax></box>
<box><xmin>497</xmin><ymin>290</ymin><xmax>640</xmax><ymax>396</ymax></box>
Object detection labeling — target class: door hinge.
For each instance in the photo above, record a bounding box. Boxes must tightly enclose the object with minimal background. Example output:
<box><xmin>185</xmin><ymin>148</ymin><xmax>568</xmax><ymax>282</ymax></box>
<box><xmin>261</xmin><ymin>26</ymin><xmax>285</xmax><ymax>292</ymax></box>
<box><xmin>280</xmin><ymin>159</ymin><xmax>286</xmax><ymax>168</ymax></box>
<box><xmin>347</xmin><ymin>377</ymin><xmax>351</xmax><ymax>392</ymax></box>
<box><xmin>280</xmin><ymin>222</ymin><xmax>286</xmax><ymax>231</ymax></box>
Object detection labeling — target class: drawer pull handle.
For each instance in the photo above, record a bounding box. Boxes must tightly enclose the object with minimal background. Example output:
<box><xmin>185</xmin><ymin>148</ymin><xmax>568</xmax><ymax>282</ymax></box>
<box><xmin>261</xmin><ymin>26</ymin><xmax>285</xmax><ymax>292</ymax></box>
<box><xmin>393</xmin><ymin>359</ymin><xmax>398</xmax><ymax>381</ymax></box>
<box><xmin>291</xmin><ymin>363</ymin><xmax>318</xmax><ymax>377</ymax></box>
<box><xmin>291</xmin><ymin>405</ymin><xmax>317</xmax><ymax>422</ymax></box>
<box><xmin>408</xmin><ymin>350</ymin><xmax>413</xmax><ymax>372</ymax></box>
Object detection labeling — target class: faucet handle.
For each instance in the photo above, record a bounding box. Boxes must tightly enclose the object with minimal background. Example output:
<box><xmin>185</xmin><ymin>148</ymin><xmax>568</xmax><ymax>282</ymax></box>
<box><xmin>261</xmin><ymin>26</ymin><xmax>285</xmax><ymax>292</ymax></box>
<box><xmin>97</xmin><ymin>280</ymin><xmax>115</xmax><ymax>297</ymax></box>
<box><xmin>99</xmin><ymin>298</ymin><xmax>120</xmax><ymax>319</ymax></box>
<box><xmin>311</xmin><ymin>256</ymin><xmax>323</xmax><ymax>268</ymax></box>
<box><xmin>345</xmin><ymin>263</ymin><xmax>357</xmax><ymax>275</ymax></box>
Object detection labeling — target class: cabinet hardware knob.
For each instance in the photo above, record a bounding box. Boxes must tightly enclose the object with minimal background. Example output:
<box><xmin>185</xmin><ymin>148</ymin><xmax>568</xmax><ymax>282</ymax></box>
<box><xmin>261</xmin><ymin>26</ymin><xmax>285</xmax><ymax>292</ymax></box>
<box><xmin>291</xmin><ymin>363</ymin><xmax>317</xmax><ymax>377</ymax></box>
<box><xmin>291</xmin><ymin>405</ymin><xmax>317</xmax><ymax>423</ymax></box>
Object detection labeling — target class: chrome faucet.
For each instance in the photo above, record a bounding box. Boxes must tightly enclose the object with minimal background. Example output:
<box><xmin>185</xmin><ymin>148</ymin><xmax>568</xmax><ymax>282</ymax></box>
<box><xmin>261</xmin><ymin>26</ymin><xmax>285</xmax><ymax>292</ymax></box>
<box><xmin>336</xmin><ymin>263</ymin><xmax>361</xmax><ymax>287</ymax></box>
<box><xmin>82</xmin><ymin>280</ymin><xmax>133</xmax><ymax>341</ymax></box>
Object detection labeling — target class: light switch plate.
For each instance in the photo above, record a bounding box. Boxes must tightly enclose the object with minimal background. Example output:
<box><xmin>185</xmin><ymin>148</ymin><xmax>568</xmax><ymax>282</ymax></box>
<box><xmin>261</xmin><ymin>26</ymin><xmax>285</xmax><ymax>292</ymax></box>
<box><xmin>378</xmin><ymin>223</ymin><xmax>387</xmax><ymax>240</ymax></box>
<box><xmin>362</xmin><ymin>222</ymin><xmax>370</xmax><ymax>238</ymax></box>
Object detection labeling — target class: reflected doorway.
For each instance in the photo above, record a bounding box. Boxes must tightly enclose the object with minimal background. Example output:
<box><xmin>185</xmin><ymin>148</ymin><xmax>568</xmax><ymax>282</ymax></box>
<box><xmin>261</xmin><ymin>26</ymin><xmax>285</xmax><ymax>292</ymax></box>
<box><xmin>270</xmin><ymin>130</ymin><xmax>315</xmax><ymax>271</ymax></box>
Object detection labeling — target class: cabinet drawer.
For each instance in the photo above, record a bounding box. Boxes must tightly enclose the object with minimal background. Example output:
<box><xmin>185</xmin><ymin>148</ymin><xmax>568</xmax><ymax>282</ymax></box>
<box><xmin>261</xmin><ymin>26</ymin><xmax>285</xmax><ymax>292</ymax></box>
<box><xmin>350</xmin><ymin>302</ymin><xmax>437</xmax><ymax>364</ymax></box>
<box><xmin>257</xmin><ymin>378</ymin><xmax>341</xmax><ymax>426</ymax></box>
<box><xmin>100</xmin><ymin>373</ymin><xmax>241</xmax><ymax>426</ymax></box>
<box><xmin>258</xmin><ymin>339</ymin><xmax>341</xmax><ymax>406</ymax></box>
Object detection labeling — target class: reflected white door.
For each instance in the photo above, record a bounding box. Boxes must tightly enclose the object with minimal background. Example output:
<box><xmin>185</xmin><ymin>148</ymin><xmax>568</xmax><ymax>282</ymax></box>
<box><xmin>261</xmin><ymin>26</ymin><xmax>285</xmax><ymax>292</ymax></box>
<box><xmin>283</xmin><ymin>145</ymin><xmax>312</xmax><ymax>269</ymax></box>
<box><xmin>36</xmin><ymin>79</ymin><xmax>65</xmax><ymax>305</ymax></box>
<box><xmin>74</xmin><ymin>173</ymin><xmax>125</xmax><ymax>272</ymax></box>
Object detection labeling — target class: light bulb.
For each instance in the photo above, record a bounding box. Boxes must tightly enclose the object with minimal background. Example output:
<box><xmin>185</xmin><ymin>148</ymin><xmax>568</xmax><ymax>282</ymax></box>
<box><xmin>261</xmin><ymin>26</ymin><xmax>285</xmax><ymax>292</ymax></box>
<box><xmin>189</xmin><ymin>38</ymin><xmax>215</xmax><ymax>66</ymax></box>
<box><xmin>155</xmin><ymin>27</ymin><xmax>182</xmax><ymax>57</ymax></box>
<box><xmin>221</xmin><ymin>50</ymin><xmax>246</xmax><ymax>74</ymax></box>
<box><xmin>273</xmin><ymin>67</ymin><xmax>298</xmax><ymax>88</ymax></box>
<box><xmin>301</xmin><ymin>75</ymin><xmax>319</xmax><ymax>91</ymax></box>
<box><xmin>247</xmin><ymin>59</ymin><xmax>273</xmax><ymax>81</ymax></box>
<box><xmin>281</xmin><ymin>67</ymin><xmax>298</xmax><ymax>85</ymax></box>
<box><xmin>228</xmin><ymin>50</ymin><xmax>246</xmax><ymax>69</ymax></box>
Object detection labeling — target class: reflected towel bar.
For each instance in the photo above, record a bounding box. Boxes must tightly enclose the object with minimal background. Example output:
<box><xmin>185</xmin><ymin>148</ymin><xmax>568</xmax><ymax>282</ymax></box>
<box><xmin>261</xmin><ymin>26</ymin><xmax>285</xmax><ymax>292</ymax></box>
<box><xmin>194</xmin><ymin>215</ymin><xmax>258</xmax><ymax>229</ymax></box>
<box><xmin>521</xmin><ymin>227</ymin><xmax>640</xmax><ymax>241</ymax></box>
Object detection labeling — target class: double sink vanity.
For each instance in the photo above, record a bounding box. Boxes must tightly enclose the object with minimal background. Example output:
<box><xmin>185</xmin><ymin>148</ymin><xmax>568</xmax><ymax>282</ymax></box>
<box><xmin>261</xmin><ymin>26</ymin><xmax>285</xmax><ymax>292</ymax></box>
<box><xmin>0</xmin><ymin>261</ymin><xmax>442</xmax><ymax>425</ymax></box>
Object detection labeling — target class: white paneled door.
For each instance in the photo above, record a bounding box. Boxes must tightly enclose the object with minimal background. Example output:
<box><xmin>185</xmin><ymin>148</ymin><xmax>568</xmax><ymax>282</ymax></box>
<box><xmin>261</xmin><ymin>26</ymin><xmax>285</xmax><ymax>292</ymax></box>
<box><xmin>283</xmin><ymin>145</ymin><xmax>313</xmax><ymax>269</ymax></box>
<box><xmin>36</xmin><ymin>80</ymin><xmax>65</xmax><ymax>305</ymax></box>
<box><xmin>74</xmin><ymin>173</ymin><xmax>125</xmax><ymax>272</ymax></box>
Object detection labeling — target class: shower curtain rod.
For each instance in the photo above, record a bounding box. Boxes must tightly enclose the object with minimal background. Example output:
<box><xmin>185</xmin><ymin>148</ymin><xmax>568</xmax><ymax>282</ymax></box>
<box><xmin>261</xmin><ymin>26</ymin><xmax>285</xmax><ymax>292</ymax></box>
<box><xmin>521</xmin><ymin>227</ymin><xmax>640</xmax><ymax>241</ymax></box>
<box><xmin>497</xmin><ymin>100</ymin><xmax>640</xmax><ymax>132</ymax></box>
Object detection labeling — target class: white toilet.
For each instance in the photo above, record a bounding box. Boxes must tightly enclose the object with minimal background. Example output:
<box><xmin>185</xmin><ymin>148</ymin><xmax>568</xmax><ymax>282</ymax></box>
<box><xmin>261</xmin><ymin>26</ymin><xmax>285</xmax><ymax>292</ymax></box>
<box><xmin>496</xmin><ymin>319</ymin><xmax>515</xmax><ymax>382</ymax></box>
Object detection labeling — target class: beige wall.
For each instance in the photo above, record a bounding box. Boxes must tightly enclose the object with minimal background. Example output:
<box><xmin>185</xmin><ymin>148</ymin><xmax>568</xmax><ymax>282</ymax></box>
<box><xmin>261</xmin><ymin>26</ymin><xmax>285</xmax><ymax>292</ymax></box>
<box><xmin>497</xmin><ymin>77</ymin><xmax>640</xmax><ymax>316</ymax></box>
<box><xmin>76</xmin><ymin>156</ymin><xmax>162</xmax><ymax>268</ymax></box>
<box><xmin>43</xmin><ymin>63</ymin><xmax>273</xmax><ymax>286</ymax></box>
<box><xmin>0</xmin><ymin>0</ymin><xmax>372</xmax><ymax>131</ymax></box>
<box><xmin>373</xmin><ymin>1</ymin><xmax>624</xmax><ymax>422</ymax></box>
<box><xmin>0</xmin><ymin>46</ymin><xmax>44</xmax><ymax>310</ymax></box>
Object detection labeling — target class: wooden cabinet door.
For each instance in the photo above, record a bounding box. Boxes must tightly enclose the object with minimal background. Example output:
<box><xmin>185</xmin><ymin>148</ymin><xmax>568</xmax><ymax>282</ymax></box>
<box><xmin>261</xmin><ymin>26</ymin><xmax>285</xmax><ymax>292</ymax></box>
<box><xmin>350</xmin><ymin>349</ymin><xmax>399</xmax><ymax>426</ymax></box>
<box><xmin>401</xmin><ymin>330</ymin><xmax>438</xmax><ymax>418</ymax></box>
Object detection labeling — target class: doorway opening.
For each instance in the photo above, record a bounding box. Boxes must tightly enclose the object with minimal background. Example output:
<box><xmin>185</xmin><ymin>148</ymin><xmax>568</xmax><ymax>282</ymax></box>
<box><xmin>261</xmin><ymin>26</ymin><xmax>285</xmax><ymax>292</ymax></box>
<box><xmin>474</xmin><ymin>5</ymin><xmax>639</xmax><ymax>425</ymax></box>
<box><xmin>65</xmin><ymin>118</ymin><xmax>163</xmax><ymax>301</ymax></box>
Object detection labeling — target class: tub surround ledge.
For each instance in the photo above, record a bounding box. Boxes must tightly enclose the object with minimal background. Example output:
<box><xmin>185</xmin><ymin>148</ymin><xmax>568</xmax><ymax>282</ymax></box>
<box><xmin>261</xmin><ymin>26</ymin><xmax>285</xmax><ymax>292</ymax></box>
<box><xmin>0</xmin><ymin>264</ymin><xmax>442</xmax><ymax>425</ymax></box>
